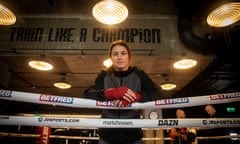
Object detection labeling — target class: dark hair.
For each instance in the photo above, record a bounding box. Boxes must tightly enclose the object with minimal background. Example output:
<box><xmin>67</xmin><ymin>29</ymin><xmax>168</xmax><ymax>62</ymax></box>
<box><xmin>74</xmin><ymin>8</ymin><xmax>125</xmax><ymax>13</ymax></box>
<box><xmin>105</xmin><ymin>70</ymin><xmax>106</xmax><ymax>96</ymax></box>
<box><xmin>108</xmin><ymin>40</ymin><xmax>132</xmax><ymax>60</ymax></box>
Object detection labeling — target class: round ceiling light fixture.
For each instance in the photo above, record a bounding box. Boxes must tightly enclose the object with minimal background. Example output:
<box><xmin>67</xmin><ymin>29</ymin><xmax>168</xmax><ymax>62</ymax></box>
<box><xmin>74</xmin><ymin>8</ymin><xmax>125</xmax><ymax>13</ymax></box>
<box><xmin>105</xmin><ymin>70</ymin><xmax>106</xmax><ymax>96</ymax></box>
<box><xmin>54</xmin><ymin>74</ymin><xmax>72</xmax><ymax>89</ymax></box>
<box><xmin>207</xmin><ymin>2</ymin><xmax>240</xmax><ymax>27</ymax></box>
<box><xmin>160</xmin><ymin>82</ymin><xmax>177</xmax><ymax>91</ymax></box>
<box><xmin>0</xmin><ymin>3</ymin><xmax>16</xmax><ymax>25</ymax></box>
<box><xmin>173</xmin><ymin>58</ymin><xmax>197</xmax><ymax>70</ymax></box>
<box><xmin>28</xmin><ymin>60</ymin><xmax>53</xmax><ymax>71</ymax></box>
<box><xmin>53</xmin><ymin>81</ymin><xmax>71</xmax><ymax>89</ymax></box>
<box><xmin>92</xmin><ymin>0</ymin><xmax>128</xmax><ymax>25</ymax></box>
<box><xmin>159</xmin><ymin>73</ymin><xmax>176</xmax><ymax>91</ymax></box>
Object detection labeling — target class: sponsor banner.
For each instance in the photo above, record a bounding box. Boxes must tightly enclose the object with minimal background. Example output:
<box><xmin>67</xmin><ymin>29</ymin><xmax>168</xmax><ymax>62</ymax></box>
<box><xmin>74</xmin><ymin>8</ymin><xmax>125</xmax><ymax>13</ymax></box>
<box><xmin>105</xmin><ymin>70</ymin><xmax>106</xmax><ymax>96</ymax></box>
<box><xmin>0</xmin><ymin>89</ymin><xmax>240</xmax><ymax>109</ymax></box>
<box><xmin>0</xmin><ymin>115</ymin><xmax>239</xmax><ymax>128</ymax></box>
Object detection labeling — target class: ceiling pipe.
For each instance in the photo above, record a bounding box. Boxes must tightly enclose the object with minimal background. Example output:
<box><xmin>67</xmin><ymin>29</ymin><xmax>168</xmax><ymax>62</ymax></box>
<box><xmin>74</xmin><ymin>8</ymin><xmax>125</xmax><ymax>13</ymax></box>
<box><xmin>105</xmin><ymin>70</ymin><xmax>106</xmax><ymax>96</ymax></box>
<box><xmin>0</xmin><ymin>48</ymin><xmax>154</xmax><ymax>56</ymax></box>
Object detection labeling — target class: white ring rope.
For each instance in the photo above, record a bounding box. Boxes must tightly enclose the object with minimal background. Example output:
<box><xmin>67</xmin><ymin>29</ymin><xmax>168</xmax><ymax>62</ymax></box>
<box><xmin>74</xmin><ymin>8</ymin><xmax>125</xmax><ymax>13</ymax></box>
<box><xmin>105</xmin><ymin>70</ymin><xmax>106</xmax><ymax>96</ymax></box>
<box><xmin>0</xmin><ymin>115</ymin><xmax>240</xmax><ymax>128</ymax></box>
<box><xmin>0</xmin><ymin>131</ymin><xmax>173</xmax><ymax>141</ymax></box>
<box><xmin>0</xmin><ymin>131</ymin><xmax>239</xmax><ymax>141</ymax></box>
<box><xmin>0</xmin><ymin>89</ymin><xmax>240</xmax><ymax>128</ymax></box>
<box><xmin>0</xmin><ymin>89</ymin><xmax>240</xmax><ymax>109</ymax></box>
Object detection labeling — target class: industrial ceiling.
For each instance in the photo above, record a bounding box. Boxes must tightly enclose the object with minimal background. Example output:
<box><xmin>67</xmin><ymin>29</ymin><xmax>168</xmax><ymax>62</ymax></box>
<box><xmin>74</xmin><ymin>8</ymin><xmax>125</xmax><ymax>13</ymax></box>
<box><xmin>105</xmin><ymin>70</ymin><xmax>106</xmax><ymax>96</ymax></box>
<box><xmin>0</xmin><ymin>0</ymin><xmax>239</xmax><ymax>117</ymax></box>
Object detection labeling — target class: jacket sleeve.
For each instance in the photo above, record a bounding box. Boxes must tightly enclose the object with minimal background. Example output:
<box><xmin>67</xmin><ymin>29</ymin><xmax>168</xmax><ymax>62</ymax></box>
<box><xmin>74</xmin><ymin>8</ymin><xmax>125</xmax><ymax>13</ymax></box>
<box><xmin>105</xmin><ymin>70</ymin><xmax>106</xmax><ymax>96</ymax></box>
<box><xmin>83</xmin><ymin>70</ymin><xmax>107</xmax><ymax>101</ymax></box>
<box><xmin>135</xmin><ymin>68</ymin><xmax>164</xmax><ymax>102</ymax></box>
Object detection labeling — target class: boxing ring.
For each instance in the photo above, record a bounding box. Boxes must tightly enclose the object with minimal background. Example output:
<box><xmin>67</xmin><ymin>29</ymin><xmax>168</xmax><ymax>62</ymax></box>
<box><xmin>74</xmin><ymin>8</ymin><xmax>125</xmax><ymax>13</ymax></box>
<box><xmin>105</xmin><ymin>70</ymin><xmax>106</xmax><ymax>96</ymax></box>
<box><xmin>0</xmin><ymin>89</ymin><xmax>240</xmax><ymax>143</ymax></box>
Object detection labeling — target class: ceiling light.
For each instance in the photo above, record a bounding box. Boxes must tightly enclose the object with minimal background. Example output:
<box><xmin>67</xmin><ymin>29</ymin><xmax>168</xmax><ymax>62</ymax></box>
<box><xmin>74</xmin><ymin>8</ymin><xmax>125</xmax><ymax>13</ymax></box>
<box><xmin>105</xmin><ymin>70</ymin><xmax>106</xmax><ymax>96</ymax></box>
<box><xmin>103</xmin><ymin>58</ymin><xmax>113</xmax><ymax>68</ymax></box>
<box><xmin>54</xmin><ymin>75</ymin><xmax>71</xmax><ymax>89</ymax></box>
<box><xmin>207</xmin><ymin>2</ymin><xmax>240</xmax><ymax>27</ymax></box>
<box><xmin>92</xmin><ymin>0</ymin><xmax>128</xmax><ymax>25</ymax></box>
<box><xmin>159</xmin><ymin>73</ymin><xmax>176</xmax><ymax>91</ymax></box>
<box><xmin>53</xmin><ymin>81</ymin><xmax>71</xmax><ymax>89</ymax></box>
<box><xmin>0</xmin><ymin>3</ymin><xmax>16</xmax><ymax>25</ymax></box>
<box><xmin>160</xmin><ymin>82</ymin><xmax>176</xmax><ymax>91</ymax></box>
<box><xmin>28</xmin><ymin>60</ymin><xmax>53</xmax><ymax>71</ymax></box>
<box><xmin>173</xmin><ymin>58</ymin><xmax>197</xmax><ymax>69</ymax></box>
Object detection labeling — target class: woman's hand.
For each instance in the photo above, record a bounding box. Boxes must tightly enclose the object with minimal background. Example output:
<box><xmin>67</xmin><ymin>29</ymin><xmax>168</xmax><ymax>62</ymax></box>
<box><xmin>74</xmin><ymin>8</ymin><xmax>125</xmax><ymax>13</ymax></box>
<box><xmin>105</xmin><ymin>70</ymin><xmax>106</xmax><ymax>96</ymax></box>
<box><xmin>108</xmin><ymin>87</ymin><xmax>142</xmax><ymax>107</ymax></box>
<box><xmin>104</xmin><ymin>87</ymin><xmax>128</xmax><ymax>99</ymax></box>
<box><xmin>122</xmin><ymin>88</ymin><xmax>141</xmax><ymax>103</ymax></box>
<box><xmin>112</xmin><ymin>99</ymin><xmax>127</xmax><ymax>107</ymax></box>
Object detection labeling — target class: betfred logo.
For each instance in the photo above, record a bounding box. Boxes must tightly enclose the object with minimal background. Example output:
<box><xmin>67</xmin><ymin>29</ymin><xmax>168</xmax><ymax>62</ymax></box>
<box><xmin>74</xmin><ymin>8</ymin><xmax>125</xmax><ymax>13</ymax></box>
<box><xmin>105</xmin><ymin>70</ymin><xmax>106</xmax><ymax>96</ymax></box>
<box><xmin>0</xmin><ymin>90</ymin><xmax>12</xmax><ymax>97</ymax></box>
<box><xmin>96</xmin><ymin>100</ymin><xmax>132</xmax><ymax>107</ymax></box>
<box><xmin>210</xmin><ymin>93</ymin><xmax>240</xmax><ymax>100</ymax></box>
<box><xmin>40</xmin><ymin>94</ymin><xmax>73</xmax><ymax>104</ymax></box>
<box><xmin>155</xmin><ymin>98</ymin><xmax>189</xmax><ymax>105</ymax></box>
<box><xmin>96</xmin><ymin>100</ymin><xmax>115</xmax><ymax>107</ymax></box>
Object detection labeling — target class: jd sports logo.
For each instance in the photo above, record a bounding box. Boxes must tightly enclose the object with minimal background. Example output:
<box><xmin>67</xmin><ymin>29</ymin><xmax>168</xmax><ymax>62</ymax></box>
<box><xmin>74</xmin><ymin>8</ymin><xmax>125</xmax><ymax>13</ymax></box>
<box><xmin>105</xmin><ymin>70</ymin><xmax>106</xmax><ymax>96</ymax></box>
<box><xmin>38</xmin><ymin>118</ymin><xmax>43</xmax><ymax>122</ymax></box>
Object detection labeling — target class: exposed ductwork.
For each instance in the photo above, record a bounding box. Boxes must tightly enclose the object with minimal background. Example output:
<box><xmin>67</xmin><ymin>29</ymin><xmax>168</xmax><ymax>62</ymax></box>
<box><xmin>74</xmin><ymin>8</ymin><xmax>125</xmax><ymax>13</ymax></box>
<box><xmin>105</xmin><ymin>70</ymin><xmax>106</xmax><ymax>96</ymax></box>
<box><xmin>177</xmin><ymin>13</ymin><xmax>214</xmax><ymax>55</ymax></box>
<box><xmin>175</xmin><ymin>0</ymin><xmax>240</xmax><ymax>98</ymax></box>
<box><xmin>177</xmin><ymin>0</ymin><xmax>240</xmax><ymax>58</ymax></box>
<box><xmin>176</xmin><ymin>0</ymin><xmax>217</xmax><ymax>55</ymax></box>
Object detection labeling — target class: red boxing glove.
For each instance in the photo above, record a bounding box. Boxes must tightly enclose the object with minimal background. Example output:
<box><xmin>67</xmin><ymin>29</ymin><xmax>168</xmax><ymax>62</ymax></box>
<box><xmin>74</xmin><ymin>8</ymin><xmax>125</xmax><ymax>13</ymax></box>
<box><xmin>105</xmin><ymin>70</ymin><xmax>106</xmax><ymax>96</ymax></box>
<box><xmin>169</xmin><ymin>133</ymin><xmax>176</xmax><ymax>139</ymax></box>
<box><xmin>104</xmin><ymin>86</ymin><xmax>128</xmax><ymax>99</ymax></box>
<box><xmin>180</xmin><ymin>128</ymin><xmax>186</xmax><ymax>134</ymax></box>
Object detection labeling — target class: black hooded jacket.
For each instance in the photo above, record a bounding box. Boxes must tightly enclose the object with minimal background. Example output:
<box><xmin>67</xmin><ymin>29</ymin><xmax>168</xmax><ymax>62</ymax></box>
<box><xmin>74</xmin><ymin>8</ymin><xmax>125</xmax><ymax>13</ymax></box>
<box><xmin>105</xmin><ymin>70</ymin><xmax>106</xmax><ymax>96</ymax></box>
<box><xmin>84</xmin><ymin>66</ymin><xmax>163</xmax><ymax>144</ymax></box>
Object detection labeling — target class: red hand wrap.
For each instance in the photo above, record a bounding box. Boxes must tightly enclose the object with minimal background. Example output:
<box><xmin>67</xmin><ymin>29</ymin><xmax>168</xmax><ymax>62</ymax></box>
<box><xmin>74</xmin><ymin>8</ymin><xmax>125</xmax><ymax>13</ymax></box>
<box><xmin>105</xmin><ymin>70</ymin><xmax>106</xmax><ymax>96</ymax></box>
<box><xmin>121</xmin><ymin>100</ymin><xmax>129</xmax><ymax>107</ymax></box>
<box><xmin>104</xmin><ymin>87</ymin><xmax>128</xmax><ymax>99</ymax></box>
<box><xmin>124</xmin><ymin>92</ymin><xmax>141</xmax><ymax>105</ymax></box>
<box><xmin>134</xmin><ymin>92</ymin><xmax>141</xmax><ymax>102</ymax></box>
<box><xmin>120</xmin><ymin>92</ymin><xmax>141</xmax><ymax>107</ymax></box>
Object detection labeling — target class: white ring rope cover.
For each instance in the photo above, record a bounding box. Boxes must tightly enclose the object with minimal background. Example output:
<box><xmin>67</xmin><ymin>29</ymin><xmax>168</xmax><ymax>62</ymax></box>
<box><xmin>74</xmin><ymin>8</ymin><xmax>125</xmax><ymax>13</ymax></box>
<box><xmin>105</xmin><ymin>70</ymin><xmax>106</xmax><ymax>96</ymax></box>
<box><xmin>0</xmin><ymin>116</ymin><xmax>240</xmax><ymax>128</ymax></box>
<box><xmin>0</xmin><ymin>89</ymin><xmax>240</xmax><ymax>128</ymax></box>
<box><xmin>0</xmin><ymin>89</ymin><xmax>240</xmax><ymax>110</ymax></box>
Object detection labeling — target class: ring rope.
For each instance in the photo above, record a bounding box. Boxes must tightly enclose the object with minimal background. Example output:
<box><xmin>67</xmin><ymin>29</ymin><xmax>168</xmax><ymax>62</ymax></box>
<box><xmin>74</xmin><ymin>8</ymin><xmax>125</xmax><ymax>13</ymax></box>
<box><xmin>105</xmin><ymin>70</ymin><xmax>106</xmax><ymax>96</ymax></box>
<box><xmin>0</xmin><ymin>132</ymin><xmax>240</xmax><ymax>143</ymax></box>
<box><xmin>0</xmin><ymin>131</ymin><xmax>172</xmax><ymax>141</ymax></box>
<box><xmin>0</xmin><ymin>89</ymin><xmax>240</xmax><ymax>109</ymax></box>
<box><xmin>0</xmin><ymin>131</ymin><xmax>239</xmax><ymax>141</ymax></box>
<box><xmin>0</xmin><ymin>115</ymin><xmax>240</xmax><ymax>128</ymax></box>
<box><xmin>0</xmin><ymin>89</ymin><xmax>240</xmax><ymax>128</ymax></box>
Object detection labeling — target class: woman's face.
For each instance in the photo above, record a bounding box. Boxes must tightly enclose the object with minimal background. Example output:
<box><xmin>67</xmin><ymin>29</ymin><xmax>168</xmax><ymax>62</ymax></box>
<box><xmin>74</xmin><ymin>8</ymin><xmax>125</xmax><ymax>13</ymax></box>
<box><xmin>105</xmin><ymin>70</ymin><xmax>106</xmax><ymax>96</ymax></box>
<box><xmin>110</xmin><ymin>45</ymin><xmax>130</xmax><ymax>71</ymax></box>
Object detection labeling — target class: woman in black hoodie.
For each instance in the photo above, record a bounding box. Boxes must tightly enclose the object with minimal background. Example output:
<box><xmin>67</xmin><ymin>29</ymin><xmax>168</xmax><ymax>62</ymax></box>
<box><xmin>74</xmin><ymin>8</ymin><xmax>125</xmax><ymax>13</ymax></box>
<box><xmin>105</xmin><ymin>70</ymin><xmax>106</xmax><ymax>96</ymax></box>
<box><xmin>84</xmin><ymin>40</ymin><xmax>163</xmax><ymax>144</ymax></box>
